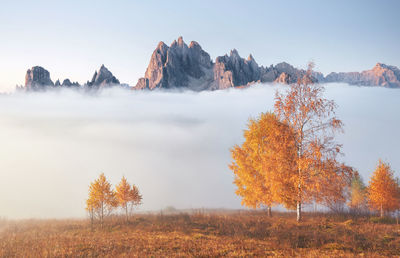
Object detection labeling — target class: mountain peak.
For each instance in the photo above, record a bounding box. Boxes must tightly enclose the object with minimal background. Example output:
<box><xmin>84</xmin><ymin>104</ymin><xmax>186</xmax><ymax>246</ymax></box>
<box><xmin>157</xmin><ymin>41</ymin><xmax>168</xmax><ymax>49</ymax></box>
<box><xmin>230</xmin><ymin>49</ymin><xmax>239</xmax><ymax>57</ymax></box>
<box><xmin>25</xmin><ymin>66</ymin><xmax>54</xmax><ymax>89</ymax></box>
<box><xmin>177</xmin><ymin>36</ymin><xmax>184</xmax><ymax>46</ymax></box>
<box><xmin>170</xmin><ymin>36</ymin><xmax>187</xmax><ymax>49</ymax></box>
<box><xmin>189</xmin><ymin>41</ymin><xmax>201</xmax><ymax>49</ymax></box>
<box><xmin>247</xmin><ymin>54</ymin><xmax>255</xmax><ymax>62</ymax></box>
<box><xmin>88</xmin><ymin>65</ymin><xmax>120</xmax><ymax>87</ymax></box>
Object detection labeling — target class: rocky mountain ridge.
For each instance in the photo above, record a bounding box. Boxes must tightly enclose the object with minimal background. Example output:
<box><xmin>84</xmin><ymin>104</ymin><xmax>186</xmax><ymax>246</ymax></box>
<box><xmin>134</xmin><ymin>37</ymin><xmax>316</xmax><ymax>91</ymax></box>
<box><xmin>324</xmin><ymin>63</ymin><xmax>400</xmax><ymax>88</ymax></box>
<box><xmin>135</xmin><ymin>37</ymin><xmax>400</xmax><ymax>90</ymax></box>
<box><xmin>22</xmin><ymin>37</ymin><xmax>400</xmax><ymax>91</ymax></box>
<box><xmin>22</xmin><ymin>65</ymin><xmax>122</xmax><ymax>91</ymax></box>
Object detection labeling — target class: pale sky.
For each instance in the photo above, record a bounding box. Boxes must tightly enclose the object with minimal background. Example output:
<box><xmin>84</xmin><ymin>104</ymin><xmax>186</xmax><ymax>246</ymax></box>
<box><xmin>0</xmin><ymin>0</ymin><xmax>399</xmax><ymax>92</ymax></box>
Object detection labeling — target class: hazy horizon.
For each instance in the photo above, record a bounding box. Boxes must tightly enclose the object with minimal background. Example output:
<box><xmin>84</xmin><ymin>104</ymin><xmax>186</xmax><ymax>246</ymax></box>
<box><xmin>0</xmin><ymin>83</ymin><xmax>398</xmax><ymax>219</ymax></box>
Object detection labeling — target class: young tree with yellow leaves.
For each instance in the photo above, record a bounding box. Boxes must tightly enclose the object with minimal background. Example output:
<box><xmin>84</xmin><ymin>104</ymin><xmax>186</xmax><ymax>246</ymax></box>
<box><xmin>115</xmin><ymin>176</ymin><xmax>142</xmax><ymax>222</ymax></box>
<box><xmin>86</xmin><ymin>173</ymin><xmax>118</xmax><ymax>227</ymax></box>
<box><xmin>367</xmin><ymin>160</ymin><xmax>400</xmax><ymax>217</ymax></box>
<box><xmin>348</xmin><ymin>172</ymin><xmax>368</xmax><ymax>214</ymax></box>
<box><xmin>230</xmin><ymin>112</ymin><xmax>298</xmax><ymax>216</ymax></box>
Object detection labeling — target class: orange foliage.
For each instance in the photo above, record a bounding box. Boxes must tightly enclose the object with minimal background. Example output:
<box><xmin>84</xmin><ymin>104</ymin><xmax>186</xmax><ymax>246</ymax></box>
<box><xmin>230</xmin><ymin>63</ymin><xmax>352</xmax><ymax>221</ymax></box>
<box><xmin>86</xmin><ymin>173</ymin><xmax>118</xmax><ymax>226</ymax></box>
<box><xmin>230</xmin><ymin>112</ymin><xmax>297</xmax><ymax>211</ymax></box>
<box><xmin>367</xmin><ymin>160</ymin><xmax>400</xmax><ymax>217</ymax></box>
<box><xmin>115</xmin><ymin>176</ymin><xmax>142</xmax><ymax>222</ymax></box>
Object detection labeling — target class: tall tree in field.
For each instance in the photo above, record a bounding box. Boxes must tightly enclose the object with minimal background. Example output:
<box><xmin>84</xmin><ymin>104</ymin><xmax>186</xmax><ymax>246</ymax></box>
<box><xmin>86</xmin><ymin>173</ymin><xmax>118</xmax><ymax>227</ymax></box>
<box><xmin>274</xmin><ymin>62</ymin><xmax>346</xmax><ymax>221</ymax></box>
<box><xmin>367</xmin><ymin>160</ymin><xmax>400</xmax><ymax>217</ymax></box>
<box><xmin>348</xmin><ymin>172</ymin><xmax>368</xmax><ymax>214</ymax></box>
<box><xmin>115</xmin><ymin>176</ymin><xmax>142</xmax><ymax>222</ymax></box>
<box><xmin>229</xmin><ymin>112</ymin><xmax>298</xmax><ymax>216</ymax></box>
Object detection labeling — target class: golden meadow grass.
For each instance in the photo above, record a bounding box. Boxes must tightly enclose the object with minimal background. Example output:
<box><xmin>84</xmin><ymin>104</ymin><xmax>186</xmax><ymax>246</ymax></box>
<box><xmin>0</xmin><ymin>211</ymin><xmax>399</xmax><ymax>257</ymax></box>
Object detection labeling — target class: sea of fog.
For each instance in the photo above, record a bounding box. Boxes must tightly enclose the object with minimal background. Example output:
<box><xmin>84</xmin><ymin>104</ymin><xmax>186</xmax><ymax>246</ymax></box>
<box><xmin>0</xmin><ymin>83</ymin><xmax>399</xmax><ymax>219</ymax></box>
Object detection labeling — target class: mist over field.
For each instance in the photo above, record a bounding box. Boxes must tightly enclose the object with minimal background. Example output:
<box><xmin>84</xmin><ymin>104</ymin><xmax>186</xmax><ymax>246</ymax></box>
<box><xmin>0</xmin><ymin>84</ymin><xmax>399</xmax><ymax>219</ymax></box>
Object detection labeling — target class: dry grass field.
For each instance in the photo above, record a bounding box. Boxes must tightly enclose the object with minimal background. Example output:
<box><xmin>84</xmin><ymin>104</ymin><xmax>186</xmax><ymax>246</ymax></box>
<box><xmin>0</xmin><ymin>211</ymin><xmax>399</xmax><ymax>257</ymax></box>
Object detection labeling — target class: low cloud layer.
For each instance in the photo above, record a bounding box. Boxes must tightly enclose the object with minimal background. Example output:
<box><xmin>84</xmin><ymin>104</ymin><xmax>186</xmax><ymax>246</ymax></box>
<box><xmin>0</xmin><ymin>84</ymin><xmax>399</xmax><ymax>219</ymax></box>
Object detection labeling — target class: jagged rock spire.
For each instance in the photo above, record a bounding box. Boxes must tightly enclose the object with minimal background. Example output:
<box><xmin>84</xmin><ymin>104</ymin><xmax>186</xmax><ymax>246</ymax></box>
<box><xmin>88</xmin><ymin>65</ymin><xmax>120</xmax><ymax>87</ymax></box>
<box><xmin>25</xmin><ymin>66</ymin><xmax>54</xmax><ymax>90</ymax></box>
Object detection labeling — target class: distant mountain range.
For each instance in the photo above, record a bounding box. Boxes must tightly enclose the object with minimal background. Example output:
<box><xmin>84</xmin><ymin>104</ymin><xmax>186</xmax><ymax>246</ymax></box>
<box><xmin>20</xmin><ymin>37</ymin><xmax>400</xmax><ymax>91</ymax></box>
<box><xmin>22</xmin><ymin>64</ymin><xmax>126</xmax><ymax>91</ymax></box>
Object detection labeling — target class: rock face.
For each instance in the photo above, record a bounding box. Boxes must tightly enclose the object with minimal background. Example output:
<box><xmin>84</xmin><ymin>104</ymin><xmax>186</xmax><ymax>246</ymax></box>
<box><xmin>269</xmin><ymin>62</ymin><xmax>307</xmax><ymax>84</ymax></box>
<box><xmin>274</xmin><ymin>72</ymin><xmax>290</xmax><ymax>84</ymax></box>
<box><xmin>136</xmin><ymin>37</ymin><xmax>213</xmax><ymax>90</ymax></box>
<box><xmin>87</xmin><ymin>65</ymin><xmax>120</xmax><ymax>87</ymax></box>
<box><xmin>135</xmin><ymin>37</ymin><xmax>318</xmax><ymax>90</ymax></box>
<box><xmin>55</xmin><ymin>79</ymin><xmax>80</xmax><ymax>87</ymax></box>
<box><xmin>61</xmin><ymin>79</ymin><xmax>80</xmax><ymax>87</ymax></box>
<box><xmin>211</xmin><ymin>51</ymin><xmax>261</xmax><ymax>89</ymax></box>
<box><xmin>324</xmin><ymin>63</ymin><xmax>400</xmax><ymax>87</ymax></box>
<box><xmin>25</xmin><ymin>66</ymin><xmax>54</xmax><ymax>90</ymax></box>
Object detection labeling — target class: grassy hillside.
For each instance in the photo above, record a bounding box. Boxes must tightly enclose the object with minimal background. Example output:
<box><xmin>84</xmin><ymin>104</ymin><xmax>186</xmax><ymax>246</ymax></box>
<box><xmin>0</xmin><ymin>211</ymin><xmax>399</xmax><ymax>257</ymax></box>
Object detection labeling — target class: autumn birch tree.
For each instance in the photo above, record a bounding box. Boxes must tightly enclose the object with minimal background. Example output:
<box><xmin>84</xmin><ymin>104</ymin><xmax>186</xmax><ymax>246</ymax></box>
<box><xmin>86</xmin><ymin>173</ymin><xmax>118</xmax><ymax>227</ymax></box>
<box><xmin>274</xmin><ymin>62</ymin><xmax>345</xmax><ymax>221</ymax></box>
<box><xmin>230</xmin><ymin>63</ymin><xmax>351</xmax><ymax>221</ymax></box>
<box><xmin>115</xmin><ymin>176</ymin><xmax>142</xmax><ymax>222</ymax></box>
<box><xmin>367</xmin><ymin>160</ymin><xmax>400</xmax><ymax>217</ymax></box>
